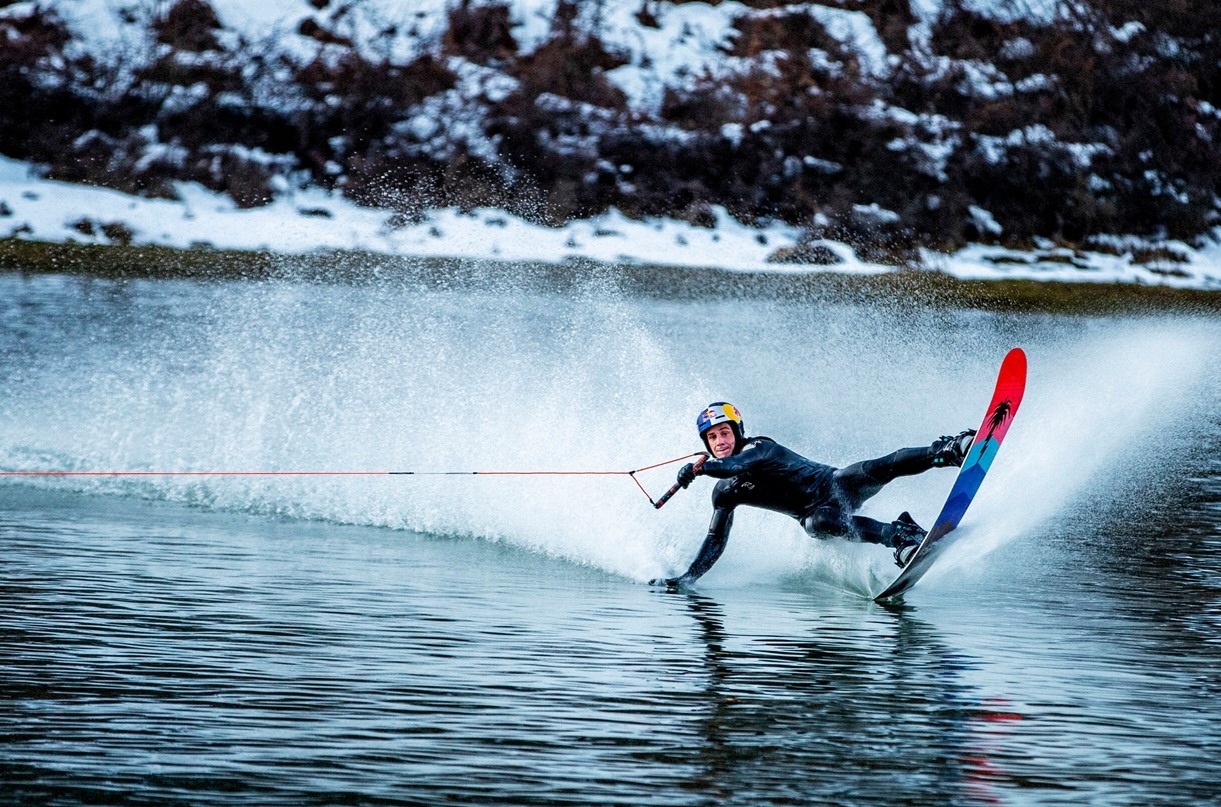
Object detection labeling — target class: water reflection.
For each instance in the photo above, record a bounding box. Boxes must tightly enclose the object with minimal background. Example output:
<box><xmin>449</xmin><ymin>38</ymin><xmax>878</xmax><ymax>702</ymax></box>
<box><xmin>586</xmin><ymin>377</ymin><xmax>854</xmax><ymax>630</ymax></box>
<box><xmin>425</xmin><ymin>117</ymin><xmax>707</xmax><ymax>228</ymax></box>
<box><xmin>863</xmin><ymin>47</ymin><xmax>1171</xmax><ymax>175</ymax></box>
<box><xmin>4</xmin><ymin>479</ymin><xmax>1220</xmax><ymax>805</ymax></box>
<box><xmin>656</xmin><ymin>589</ymin><xmax>1033</xmax><ymax>805</ymax></box>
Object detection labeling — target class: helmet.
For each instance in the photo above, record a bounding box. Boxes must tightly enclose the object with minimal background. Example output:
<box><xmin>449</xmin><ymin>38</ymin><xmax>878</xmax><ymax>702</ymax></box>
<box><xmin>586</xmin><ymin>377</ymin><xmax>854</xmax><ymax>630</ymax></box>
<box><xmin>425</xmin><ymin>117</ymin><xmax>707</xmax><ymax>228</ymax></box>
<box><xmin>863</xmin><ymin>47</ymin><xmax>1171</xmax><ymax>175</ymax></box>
<box><xmin>697</xmin><ymin>402</ymin><xmax>744</xmax><ymax>447</ymax></box>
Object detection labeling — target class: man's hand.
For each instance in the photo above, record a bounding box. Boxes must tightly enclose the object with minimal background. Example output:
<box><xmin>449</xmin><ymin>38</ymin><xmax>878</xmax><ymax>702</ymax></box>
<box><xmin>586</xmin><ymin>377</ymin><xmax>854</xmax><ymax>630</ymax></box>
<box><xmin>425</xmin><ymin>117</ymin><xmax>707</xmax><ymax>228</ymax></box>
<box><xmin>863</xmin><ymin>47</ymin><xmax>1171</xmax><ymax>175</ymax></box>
<box><xmin>676</xmin><ymin>462</ymin><xmax>699</xmax><ymax>489</ymax></box>
<box><xmin>676</xmin><ymin>453</ymin><xmax>708</xmax><ymax>489</ymax></box>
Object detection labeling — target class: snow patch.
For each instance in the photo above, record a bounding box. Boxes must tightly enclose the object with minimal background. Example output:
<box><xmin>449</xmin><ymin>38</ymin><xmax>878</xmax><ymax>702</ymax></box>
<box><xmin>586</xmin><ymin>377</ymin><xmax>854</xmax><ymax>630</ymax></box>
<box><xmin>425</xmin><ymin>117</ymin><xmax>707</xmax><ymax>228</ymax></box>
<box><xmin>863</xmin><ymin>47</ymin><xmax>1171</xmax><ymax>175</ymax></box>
<box><xmin>2</xmin><ymin>156</ymin><xmax>1217</xmax><ymax>288</ymax></box>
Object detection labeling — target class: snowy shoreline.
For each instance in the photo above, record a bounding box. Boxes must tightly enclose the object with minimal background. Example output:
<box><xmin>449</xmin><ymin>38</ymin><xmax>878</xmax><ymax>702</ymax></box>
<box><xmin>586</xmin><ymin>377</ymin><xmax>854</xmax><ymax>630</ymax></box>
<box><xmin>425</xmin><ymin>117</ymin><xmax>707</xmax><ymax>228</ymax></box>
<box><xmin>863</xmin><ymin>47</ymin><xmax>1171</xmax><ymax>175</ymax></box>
<box><xmin>2</xmin><ymin>157</ymin><xmax>1219</xmax><ymax>290</ymax></box>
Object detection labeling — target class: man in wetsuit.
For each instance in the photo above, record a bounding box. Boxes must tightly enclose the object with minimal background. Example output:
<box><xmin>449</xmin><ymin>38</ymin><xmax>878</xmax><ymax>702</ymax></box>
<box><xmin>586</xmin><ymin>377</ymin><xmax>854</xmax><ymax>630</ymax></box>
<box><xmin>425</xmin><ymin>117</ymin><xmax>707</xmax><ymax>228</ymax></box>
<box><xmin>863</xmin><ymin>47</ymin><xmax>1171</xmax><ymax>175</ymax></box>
<box><xmin>651</xmin><ymin>402</ymin><xmax>974</xmax><ymax>588</ymax></box>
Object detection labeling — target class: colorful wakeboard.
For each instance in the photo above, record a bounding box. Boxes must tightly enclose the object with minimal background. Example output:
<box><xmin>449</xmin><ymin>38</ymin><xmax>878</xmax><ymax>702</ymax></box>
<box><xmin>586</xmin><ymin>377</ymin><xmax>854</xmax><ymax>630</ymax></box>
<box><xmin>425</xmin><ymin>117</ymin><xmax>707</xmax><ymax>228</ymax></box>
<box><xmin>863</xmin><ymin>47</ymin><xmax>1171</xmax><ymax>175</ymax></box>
<box><xmin>875</xmin><ymin>348</ymin><xmax>1027</xmax><ymax>601</ymax></box>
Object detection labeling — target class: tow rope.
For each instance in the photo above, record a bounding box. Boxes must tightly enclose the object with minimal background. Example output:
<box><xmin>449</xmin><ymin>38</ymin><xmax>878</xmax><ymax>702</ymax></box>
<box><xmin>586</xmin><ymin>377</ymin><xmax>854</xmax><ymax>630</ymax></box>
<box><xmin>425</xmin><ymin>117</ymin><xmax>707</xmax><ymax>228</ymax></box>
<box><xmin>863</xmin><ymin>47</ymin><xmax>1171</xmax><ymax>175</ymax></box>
<box><xmin>0</xmin><ymin>452</ymin><xmax>709</xmax><ymax>509</ymax></box>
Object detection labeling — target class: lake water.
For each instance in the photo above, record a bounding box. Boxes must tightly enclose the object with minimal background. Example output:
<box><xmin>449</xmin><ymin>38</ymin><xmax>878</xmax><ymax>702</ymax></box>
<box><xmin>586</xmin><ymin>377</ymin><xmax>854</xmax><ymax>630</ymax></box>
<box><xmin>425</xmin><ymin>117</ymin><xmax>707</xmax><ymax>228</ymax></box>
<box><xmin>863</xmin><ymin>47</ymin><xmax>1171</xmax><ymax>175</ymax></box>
<box><xmin>1</xmin><ymin>264</ymin><xmax>1218</xmax><ymax>805</ymax></box>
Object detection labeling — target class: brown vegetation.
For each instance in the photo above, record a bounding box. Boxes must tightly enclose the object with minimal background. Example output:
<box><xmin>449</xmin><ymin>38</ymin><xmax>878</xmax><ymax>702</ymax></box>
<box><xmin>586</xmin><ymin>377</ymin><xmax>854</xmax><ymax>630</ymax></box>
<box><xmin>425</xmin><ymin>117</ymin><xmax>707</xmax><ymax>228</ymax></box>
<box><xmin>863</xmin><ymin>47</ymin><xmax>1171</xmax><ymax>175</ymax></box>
<box><xmin>1</xmin><ymin>0</ymin><xmax>1216</xmax><ymax>259</ymax></box>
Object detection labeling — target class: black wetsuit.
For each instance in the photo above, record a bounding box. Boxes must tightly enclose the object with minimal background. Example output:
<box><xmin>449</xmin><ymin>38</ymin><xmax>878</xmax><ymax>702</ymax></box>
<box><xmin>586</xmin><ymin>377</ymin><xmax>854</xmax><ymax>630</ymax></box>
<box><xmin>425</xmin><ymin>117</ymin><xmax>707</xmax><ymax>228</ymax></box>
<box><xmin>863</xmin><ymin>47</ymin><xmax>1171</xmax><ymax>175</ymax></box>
<box><xmin>668</xmin><ymin>436</ymin><xmax>940</xmax><ymax>585</ymax></box>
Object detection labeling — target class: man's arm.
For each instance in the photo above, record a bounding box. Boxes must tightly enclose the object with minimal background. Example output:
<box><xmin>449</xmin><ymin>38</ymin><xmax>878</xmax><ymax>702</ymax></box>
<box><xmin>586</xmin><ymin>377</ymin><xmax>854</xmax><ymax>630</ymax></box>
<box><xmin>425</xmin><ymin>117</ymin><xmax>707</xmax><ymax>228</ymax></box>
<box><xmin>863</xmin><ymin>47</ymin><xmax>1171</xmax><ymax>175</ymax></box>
<box><xmin>698</xmin><ymin>439</ymin><xmax>775</xmax><ymax>479</ymax></box>
<box><xmin>652</xmin><ymin>507</ymin><xmax>734</xmax><ymax>588</ymax></box>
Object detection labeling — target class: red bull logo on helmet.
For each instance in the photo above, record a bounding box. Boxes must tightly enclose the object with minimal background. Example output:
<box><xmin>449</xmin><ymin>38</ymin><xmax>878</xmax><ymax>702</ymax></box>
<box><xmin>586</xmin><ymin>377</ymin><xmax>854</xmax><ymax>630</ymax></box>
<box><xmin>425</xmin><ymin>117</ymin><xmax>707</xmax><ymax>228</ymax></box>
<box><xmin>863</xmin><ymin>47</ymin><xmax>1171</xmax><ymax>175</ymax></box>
<box><xmin>697</xmin><ymin>402</ymin><xmax>742</xmax><ymax>435</ymax></box>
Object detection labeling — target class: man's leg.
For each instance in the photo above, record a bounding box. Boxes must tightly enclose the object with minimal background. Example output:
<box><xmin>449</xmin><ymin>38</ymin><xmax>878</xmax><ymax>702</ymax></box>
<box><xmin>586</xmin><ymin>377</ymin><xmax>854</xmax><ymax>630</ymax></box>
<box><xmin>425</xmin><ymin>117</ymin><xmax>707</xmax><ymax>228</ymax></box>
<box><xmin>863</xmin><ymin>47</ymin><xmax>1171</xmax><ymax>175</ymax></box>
<box><xmin>808</xmin><ymin>434</ymin><xmax>972</xmax><ymax>553</ymax></box>
<box><xmin>832</xmin><ymin>446</ymin><xmax>937</xmax><ymax>509</ymax></box>
<box><xmin>803</xmin><ymin>505</ymin><xmax>894</xmax><ymax>546</ymax></box>
<box><xmin>809</xmin><ymin>444</ymin><xmax>945</xmax><ymax>548</ymax></box>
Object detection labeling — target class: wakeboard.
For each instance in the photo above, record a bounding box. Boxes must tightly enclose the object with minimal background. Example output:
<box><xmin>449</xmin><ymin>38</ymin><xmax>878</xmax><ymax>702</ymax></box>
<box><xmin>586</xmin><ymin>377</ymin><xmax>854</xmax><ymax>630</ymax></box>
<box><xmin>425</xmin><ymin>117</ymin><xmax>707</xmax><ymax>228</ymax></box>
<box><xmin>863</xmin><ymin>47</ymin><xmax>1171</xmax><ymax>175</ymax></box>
<box><xmin>875</xmin><ymin>347</ymin><xmax>1027</xmax><ymax>601</ymax></box>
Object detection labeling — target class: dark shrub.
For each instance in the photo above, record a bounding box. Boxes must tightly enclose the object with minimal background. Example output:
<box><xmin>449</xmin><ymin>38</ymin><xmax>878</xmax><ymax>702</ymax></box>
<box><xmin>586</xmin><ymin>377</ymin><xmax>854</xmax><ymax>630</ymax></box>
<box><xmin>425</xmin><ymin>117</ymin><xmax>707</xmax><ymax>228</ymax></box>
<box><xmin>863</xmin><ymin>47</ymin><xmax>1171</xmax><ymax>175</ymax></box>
<box><xmin>510</xmin><ymin>37</ymin><xmax>628</xmax><ymax>110</ymax></box>
<box><xmin>101</xmin><ymin>221</ymin><xmax>136</xmax><ymax>245</ymax></box>
<box><xmin>154</xmin><ymin>0</ymin><xmax>222</xmax><ymax>52</ymax></box>
<box><xmin>444</xmin><ymin>1</ymin><xmax>517</xmax><ymax>64</ymax></box>
<box><xmin>298</xmin><ymin>18</ymin><xmax>353</xmax><ymax>47</ymax></box>
<box><xmin>766</xmin><ymin>243</ymin><xmax>843</xmax><ymax>265</ymax></box>
<box><xmin>181</xmin><ymin>146</ymin><xmax>285</xmax><ymax>209</ymax></box>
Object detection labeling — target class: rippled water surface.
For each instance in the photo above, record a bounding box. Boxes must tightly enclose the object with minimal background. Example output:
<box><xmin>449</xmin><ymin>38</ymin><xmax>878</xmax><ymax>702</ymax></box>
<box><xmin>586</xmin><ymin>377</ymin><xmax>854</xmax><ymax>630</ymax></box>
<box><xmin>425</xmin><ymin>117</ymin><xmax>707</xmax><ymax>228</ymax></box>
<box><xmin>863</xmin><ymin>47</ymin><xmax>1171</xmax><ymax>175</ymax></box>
<box><xmin>2</xmin><ymin>267</ymin><xmax>1219</xmax><ymax>805</ymax></box>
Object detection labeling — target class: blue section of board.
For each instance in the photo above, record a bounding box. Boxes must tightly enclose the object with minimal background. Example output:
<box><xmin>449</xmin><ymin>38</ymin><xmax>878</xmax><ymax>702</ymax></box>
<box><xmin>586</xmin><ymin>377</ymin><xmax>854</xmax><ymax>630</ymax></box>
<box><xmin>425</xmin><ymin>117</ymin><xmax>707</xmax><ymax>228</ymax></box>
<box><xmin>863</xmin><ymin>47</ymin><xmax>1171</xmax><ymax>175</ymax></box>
<box><xmin>935</xmin><ymin>458</ymin><xmax>990</xmax><ymax>529</ymax></box>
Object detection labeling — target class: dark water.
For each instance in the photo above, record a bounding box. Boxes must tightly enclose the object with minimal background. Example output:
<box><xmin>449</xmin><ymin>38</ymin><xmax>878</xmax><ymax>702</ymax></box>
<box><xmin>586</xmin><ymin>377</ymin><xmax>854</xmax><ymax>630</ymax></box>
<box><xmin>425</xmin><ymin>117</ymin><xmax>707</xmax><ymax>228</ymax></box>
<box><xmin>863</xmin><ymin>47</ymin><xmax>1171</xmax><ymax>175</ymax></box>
<box><xmin>1</xmin><ymin>268</ymin><xmax>1219</xmax><ymax>805</ymax></box>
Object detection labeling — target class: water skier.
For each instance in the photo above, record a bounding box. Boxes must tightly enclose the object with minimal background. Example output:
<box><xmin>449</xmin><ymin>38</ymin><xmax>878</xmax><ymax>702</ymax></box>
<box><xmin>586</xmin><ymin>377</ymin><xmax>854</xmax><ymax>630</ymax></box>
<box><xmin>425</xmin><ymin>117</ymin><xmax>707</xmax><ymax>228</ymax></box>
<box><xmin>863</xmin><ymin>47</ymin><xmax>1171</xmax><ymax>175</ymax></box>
<box><xmin>652</xmin><ymin>402</ymin><xmax>975</xmax><ymax>588</ymax></box>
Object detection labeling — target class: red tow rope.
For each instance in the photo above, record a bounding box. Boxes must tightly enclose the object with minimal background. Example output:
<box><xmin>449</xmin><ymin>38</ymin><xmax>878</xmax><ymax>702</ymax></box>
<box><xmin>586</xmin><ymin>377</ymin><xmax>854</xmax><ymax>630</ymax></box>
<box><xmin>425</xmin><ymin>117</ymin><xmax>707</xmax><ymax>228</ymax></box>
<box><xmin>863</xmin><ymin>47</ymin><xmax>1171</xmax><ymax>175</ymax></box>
<box><xmin>0</xmin><ymin>452</ymin><xmax>709</xmax><ymax>509</ymax></box>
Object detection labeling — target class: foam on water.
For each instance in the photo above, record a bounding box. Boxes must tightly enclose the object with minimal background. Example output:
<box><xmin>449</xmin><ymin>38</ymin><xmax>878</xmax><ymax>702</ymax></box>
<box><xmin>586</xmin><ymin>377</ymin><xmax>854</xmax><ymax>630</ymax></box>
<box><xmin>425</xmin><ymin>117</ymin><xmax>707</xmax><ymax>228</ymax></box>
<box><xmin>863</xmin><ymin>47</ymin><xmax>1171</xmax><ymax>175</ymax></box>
<box><xmin>1</xmin><ymin>269</ymin><xmax>1216</xmax><ymax>592</ymax></box>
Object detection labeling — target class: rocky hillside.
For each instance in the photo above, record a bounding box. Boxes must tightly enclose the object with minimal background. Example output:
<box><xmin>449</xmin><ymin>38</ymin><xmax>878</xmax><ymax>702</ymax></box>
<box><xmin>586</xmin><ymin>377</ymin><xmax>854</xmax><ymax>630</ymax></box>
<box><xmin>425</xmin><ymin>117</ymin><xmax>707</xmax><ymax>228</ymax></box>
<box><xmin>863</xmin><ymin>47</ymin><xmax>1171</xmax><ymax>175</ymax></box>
<box><xmin>2</xmin><ymin>0</ymin><xmax>1218</xmax><ymax>263</ymax></box>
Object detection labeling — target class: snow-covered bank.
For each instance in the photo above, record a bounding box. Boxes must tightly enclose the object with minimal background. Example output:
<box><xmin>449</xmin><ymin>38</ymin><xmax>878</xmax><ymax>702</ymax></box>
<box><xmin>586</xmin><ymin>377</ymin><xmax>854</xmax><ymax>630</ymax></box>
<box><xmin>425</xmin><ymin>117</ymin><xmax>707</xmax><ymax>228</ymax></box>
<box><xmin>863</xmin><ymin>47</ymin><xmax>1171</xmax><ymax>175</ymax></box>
<box><xmin>2</xmin><ymin>157</ymin><xmax>1218</xmax><ymax>289</ymax></box>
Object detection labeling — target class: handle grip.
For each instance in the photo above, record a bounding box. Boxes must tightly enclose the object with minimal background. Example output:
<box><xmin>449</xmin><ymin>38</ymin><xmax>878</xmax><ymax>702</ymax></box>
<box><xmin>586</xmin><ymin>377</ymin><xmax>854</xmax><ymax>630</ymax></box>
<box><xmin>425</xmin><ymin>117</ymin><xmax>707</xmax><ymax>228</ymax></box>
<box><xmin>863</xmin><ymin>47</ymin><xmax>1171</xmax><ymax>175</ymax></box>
<box><xmin>653</xmin><ymin>453</ymin><xmax>708</xmax><ymax>509</ymax></box>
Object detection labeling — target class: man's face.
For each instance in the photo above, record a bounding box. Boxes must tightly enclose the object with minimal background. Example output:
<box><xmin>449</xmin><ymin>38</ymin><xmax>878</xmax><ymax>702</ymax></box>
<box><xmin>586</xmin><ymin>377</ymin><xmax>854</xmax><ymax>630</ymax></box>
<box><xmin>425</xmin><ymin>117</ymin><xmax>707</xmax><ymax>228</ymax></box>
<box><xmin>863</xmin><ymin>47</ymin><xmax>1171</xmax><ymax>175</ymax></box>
<box><xmin>704</xmin><ymin>422</ymin><xmax>737</xmax><ymax>458</ymax></box>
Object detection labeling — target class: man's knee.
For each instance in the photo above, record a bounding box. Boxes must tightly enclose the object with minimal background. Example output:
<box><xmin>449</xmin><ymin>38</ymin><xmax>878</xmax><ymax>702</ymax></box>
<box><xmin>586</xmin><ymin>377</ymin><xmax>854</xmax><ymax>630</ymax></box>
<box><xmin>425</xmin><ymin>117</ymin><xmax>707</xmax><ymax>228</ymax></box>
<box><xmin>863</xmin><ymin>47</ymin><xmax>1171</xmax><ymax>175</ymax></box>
<box><xmin>804</xmin><ymin>506</ymin><xmax>851</xmax><ymax>538</ymax></box>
